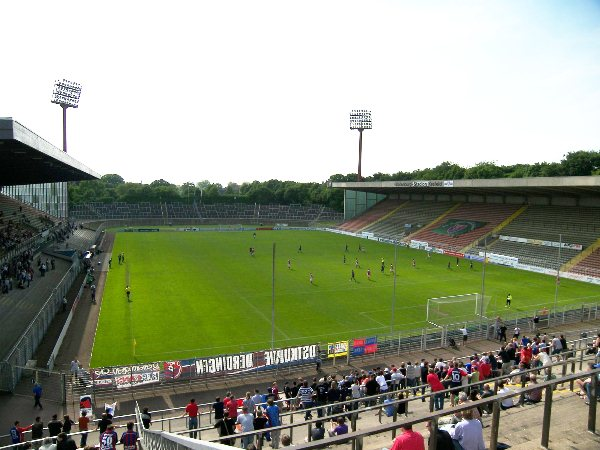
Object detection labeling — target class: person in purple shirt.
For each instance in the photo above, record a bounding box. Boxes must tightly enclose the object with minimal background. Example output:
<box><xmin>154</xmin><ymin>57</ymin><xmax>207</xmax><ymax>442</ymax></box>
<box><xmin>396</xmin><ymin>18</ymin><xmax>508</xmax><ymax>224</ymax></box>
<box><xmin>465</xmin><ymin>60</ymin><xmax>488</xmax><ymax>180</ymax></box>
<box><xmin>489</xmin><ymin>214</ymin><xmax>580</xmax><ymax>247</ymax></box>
<box><xmin>328</xmin><ymin>417</ymin><xmax>348</xmax><ymax>436</ymax></box>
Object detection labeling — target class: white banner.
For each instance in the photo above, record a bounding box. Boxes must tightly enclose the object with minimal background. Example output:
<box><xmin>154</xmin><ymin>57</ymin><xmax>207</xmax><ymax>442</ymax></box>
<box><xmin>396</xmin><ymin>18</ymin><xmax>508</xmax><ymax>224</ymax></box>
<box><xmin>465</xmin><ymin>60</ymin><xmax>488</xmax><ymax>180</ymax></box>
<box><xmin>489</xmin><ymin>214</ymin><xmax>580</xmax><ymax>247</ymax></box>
<box><xmin>499</xmin><ymin>235</ymin><xmax>582</xmax><ymax>251</ymax></box>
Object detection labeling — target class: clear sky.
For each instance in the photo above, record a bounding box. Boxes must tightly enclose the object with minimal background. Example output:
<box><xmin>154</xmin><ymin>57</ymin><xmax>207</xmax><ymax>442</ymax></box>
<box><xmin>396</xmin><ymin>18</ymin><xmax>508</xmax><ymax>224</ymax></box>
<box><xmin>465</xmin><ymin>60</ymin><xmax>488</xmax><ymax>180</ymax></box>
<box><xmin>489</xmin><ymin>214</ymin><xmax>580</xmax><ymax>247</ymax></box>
<box><xmin>1</xmin><ymin>0</ymin><xmax>599</xmax><ymax>186</ymax></box>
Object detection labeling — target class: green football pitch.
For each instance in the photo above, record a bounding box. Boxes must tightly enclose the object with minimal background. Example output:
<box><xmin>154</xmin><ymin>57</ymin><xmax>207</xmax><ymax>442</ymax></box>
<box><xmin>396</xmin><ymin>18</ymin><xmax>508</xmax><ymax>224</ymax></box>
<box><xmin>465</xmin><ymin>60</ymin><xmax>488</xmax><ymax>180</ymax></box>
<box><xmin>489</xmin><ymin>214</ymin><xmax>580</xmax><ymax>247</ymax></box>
<box><xmin>90</xmin><ymin>229</ymin><xmax>600</xmax><ymax>367</ymax></box>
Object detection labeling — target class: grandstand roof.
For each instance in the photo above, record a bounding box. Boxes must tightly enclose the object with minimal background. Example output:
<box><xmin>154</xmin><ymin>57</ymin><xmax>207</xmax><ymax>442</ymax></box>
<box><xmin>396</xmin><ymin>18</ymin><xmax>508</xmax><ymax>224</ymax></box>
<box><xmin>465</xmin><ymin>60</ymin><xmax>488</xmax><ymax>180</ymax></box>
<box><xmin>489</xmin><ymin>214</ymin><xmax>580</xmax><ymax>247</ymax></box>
<box><xmin>332</xmin><ymin>176</ymin><xmax>600</xmax><ymax>199</ymax></box>
<box><xmin>0</xmin><ymin>117</ymin><xmax>100</xmax><ymax>186</ymax></box>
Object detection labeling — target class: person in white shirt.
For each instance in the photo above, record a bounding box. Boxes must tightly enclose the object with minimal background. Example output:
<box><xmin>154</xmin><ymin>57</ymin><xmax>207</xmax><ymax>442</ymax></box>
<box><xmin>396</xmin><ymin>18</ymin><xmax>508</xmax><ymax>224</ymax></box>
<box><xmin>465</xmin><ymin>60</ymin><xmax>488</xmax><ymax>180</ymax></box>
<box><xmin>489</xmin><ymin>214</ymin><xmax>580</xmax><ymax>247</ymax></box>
<box><xmin>449</xmin><ymin>409</ymin><xmax>486</xmax><ymax>450</ymax></box>
<box><xmin>498</xmin><ymin>381</ymin><xmax>515</xmax><ymax>410</ymax></box>
<box><xmin>391</xmin><ymin>368</ymin><xmax>405</xmax><ymax>391</ymax></box>
<box><xmin>39</xmin><ymin>437</ymin><xmax>57</xmax><ymax>450</ymax></box>
<box><xmin>375</xmin><ymin>371</ymin><xmax>389</xmax><ymax>393</ymax></box>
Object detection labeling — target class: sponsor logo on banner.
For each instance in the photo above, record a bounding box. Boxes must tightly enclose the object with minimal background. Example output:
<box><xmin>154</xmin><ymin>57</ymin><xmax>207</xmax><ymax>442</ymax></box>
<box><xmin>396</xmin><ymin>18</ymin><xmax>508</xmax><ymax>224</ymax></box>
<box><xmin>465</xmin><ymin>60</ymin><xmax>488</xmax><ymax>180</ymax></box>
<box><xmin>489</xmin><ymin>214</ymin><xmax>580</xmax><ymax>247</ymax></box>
<box><xmin>91</xmin><ymin>363</ymin><xmax>161</xmax><ymax>389</ymax></box>
<box><xmin>163</xmin><ymin>361</ymin><xmax>182</xmax><ymax>379</ymax></box>
<box><xmin>93</xmin><ymin>345</ymin><xmax>320</xmax><ymax>388</ymax></box>
<box><xmin>410</xmin><ymin>240</ymin><xmax>428</xmax><ymax>249</ymax></box>
<box><xmin>327</xmin><ymin>341</ymin><xmax>348</xmax><ymax>358</ymax></box>
<box><xmin>393</xmin><ymin>180</ymin><xmax>451</xmax><ymax>188</ymax></box>
<box><xmin>352</xmin><ymin>337</ymin><xmax>377</xmax><ymax>356</ymax></box>
<box><xmin>499</xmin><ymin>235</ymin><xmax>582</xmax><ymax>251</ymax></box>
<box><xmin>263</xmin><ymin>345</ymin><xmax>317</xmax><ymax>366</ymax></box>
<box><xmin>194</xmin><ymin>345</ymin><xmax>319</xmax><ymax>376</ymax></box>
<box><xmin>443</xmin><ymin>250</ymin><xmax>465</xmax><ymax>258</ymax></box>
<box><xmin>195</xmin><ymin>353</ymin><xmax>254</xmax><ymax>375</ymax></box>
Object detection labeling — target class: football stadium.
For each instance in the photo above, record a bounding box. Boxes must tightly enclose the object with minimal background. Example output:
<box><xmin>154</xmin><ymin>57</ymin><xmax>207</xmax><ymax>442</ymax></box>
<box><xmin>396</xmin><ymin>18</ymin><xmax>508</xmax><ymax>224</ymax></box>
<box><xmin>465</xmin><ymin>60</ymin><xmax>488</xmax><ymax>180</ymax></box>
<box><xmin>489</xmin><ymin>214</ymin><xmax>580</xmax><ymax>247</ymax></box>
<box><xmin>1</xmin><ymin>115</ymin><xmax>600</xmax><ymax>449</ymax></box>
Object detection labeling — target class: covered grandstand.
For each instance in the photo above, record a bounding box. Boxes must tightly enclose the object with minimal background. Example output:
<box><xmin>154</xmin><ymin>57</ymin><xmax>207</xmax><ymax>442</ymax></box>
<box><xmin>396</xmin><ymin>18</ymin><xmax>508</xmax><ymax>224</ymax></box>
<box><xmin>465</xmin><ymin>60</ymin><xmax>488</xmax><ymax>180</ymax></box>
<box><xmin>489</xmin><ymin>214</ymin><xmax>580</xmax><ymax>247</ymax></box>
<box><xmin>0</xmin><ymin>117</ymin><xmax>99</xmax><ymax>392</ymax></box>
<box><xmin>332</xmin><ymin>177</ymin><xmax>600</xmax><ymax>281</ymax></box>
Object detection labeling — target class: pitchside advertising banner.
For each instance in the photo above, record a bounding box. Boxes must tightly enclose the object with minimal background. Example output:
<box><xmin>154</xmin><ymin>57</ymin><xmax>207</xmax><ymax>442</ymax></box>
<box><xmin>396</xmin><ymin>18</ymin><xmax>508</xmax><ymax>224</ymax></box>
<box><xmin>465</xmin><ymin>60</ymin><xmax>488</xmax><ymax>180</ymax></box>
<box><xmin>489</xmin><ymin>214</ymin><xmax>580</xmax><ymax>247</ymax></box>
<box><xmin>327</xmin><ymin>341</ymin><xmax>348</xmax><ymax>358</ymax></box>
<box><xmin>351</xmin><ymin>337</ymin><xmax>378</xmax><ymax>356</ymax></box>
<box><xmin>91</xmin><ymin>344</ymin><xmax>320</xmax><ymax>388</ymax></box>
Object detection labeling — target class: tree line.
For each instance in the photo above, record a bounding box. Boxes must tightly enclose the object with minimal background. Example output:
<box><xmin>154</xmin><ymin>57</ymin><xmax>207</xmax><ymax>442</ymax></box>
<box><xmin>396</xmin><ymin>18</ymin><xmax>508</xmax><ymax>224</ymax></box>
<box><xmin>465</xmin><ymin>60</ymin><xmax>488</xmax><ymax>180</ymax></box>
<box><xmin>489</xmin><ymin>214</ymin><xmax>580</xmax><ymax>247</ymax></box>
<box><xmin>68</xmin><ymin>150</ymin><xmax>599</xmax><ymax>211</ymax></box>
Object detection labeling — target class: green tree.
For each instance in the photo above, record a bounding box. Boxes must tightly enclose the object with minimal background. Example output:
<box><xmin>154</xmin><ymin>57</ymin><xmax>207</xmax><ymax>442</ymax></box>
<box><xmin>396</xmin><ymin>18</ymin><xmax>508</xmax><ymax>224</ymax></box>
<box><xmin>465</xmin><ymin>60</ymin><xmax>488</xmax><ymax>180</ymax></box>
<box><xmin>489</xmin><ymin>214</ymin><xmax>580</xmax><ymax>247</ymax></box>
<box><xmin>561</xmin><ymin>150</ymin><xmax>600</xmax><ymax>176</ymax></box>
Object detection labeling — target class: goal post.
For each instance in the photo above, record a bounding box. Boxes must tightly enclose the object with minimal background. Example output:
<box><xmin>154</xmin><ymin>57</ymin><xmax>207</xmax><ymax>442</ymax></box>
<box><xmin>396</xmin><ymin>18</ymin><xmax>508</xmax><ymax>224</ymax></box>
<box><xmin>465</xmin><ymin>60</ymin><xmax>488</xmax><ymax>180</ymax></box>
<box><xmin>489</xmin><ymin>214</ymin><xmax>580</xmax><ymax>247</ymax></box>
<box><xmin>426</xmin><ymin>293</ymin><xmax>491</xmax><ymax>327</ymax></box>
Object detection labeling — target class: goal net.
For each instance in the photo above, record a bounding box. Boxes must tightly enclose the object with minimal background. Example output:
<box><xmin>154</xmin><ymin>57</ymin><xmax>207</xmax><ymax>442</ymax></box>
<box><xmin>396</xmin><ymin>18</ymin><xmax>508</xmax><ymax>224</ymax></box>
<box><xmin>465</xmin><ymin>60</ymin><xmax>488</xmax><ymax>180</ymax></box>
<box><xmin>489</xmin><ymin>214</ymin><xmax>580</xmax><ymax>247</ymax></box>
<box><xmin>426</xmin><ymin>293</ymin><xmax>491</xmax><ymax>327</ymax></box>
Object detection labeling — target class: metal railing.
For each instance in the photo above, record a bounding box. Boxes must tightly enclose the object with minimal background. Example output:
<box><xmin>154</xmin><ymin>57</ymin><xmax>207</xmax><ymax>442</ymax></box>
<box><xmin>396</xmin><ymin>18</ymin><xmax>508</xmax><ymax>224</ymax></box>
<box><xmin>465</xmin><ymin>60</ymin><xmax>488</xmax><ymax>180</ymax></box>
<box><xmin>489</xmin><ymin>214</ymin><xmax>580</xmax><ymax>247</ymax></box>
<box><xmin>132</xmin><ymin>361</ymin><xmax>600</xmax><ymax>450</ymax></box>
<box><xmin>0</xmin><ymin>256</ymin><xmax>81</xmax><ymax>392</ymax></box>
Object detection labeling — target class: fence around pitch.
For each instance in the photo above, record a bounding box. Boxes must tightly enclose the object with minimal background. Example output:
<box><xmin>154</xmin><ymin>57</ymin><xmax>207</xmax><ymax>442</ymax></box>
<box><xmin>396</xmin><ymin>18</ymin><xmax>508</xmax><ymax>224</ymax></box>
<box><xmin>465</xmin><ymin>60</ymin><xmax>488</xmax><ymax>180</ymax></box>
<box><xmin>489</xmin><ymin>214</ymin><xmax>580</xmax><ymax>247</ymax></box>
<box><xmin>77</xmin><ymin>302</ymin><xmax>600</xmax><ymax>400</ymax></box>
<box><xmin>0</xmin><ymin>256</ymin><xmax>82</xmax><ymax>392</ymax></box>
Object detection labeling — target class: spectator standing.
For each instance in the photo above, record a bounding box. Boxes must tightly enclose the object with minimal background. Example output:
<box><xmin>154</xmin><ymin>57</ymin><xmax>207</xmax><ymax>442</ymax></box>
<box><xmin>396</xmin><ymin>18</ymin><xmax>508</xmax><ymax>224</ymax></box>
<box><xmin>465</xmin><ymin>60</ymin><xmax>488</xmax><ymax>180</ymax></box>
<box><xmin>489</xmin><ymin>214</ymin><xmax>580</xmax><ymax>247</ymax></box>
<box><xmin>100</xmin><ymin>424</ymin><xmax>118</xmax><ymax>450</ymax></box>
<box><xmin>120</xmin><ymin>422</ymin><xmax>139</xmax><ymax>450</ymax></box>
<box><xmin>11</xmin><ymin>420</ymin><xmax>33</xmax><ymax>445</ymax></box>
<box><xmin>265</xmin><ymin>399</ymin><xmax>281</xmax><ymax>449</ymax></box>
<box><xmin>140</xmin><ymin>408</ymin><xmax>151</xmax><ymax>429</ymax></box>
<box><xmin>243</xmin><ymin>392</ymin><xmax>256</xmax><ymax>416</ymax></box>
<box><xmin>236</xmin><ymin>406</ymin><xmax>255</xmax><ymax>448</ymax></box>
<box><xmin>62</xmin><ymin>416</ymin><xmax>74</xmax><ymax>434</ymax></box>
<box><xmin>297</xmin><ymin>380</ymin><xmax>315</xmax><ymax>420</ymax></box>
<box><xmin>183</xmin><ymin>398</ymin><xmax>199</xmax><ymax>439</ymax></box>
<box><xmin>389</xmin><ymin>424</ymin><xmax>425</xmax><ymax>450</ymax></box>
<box><xmin>31</xmin><ymin>416</ymin><xmax>44</xmax><ymax>442</ymax></box>
<box><xmin>33</xmin><ymin>383</ymin><xmax>43</xmax><ymax>409</ymax></box>
<box><xmin>253</xmin><ymin>409</ymin><xmax>269</xmax><ymax>447</ymax></box>
<box><xmin>48</xmin><ymin>415</ymin><xmax>63</xmax><ymax>439</ymax></box>
<box><xmin>70</xmin><ymin>360</ymin><xmax>79</xmax><ymax>379</ymax></box>
<box><xmin>213</xmin><ymin>397</ymin><xmax>225</xmax><ymax>420</ymax></box>
<box><xmin>96</xmin><ymin>413</ymin><xmax>112</xmax><ymax>439</ymax></box>
<box><xmin>213</xmin><ymin>411</ymin><xmax>235</xmax><ymax>446</ymax></box>
<box><xmin>459</xmin><ymin>327</ymin><xmax>468</xmax><ymax>346</ymax></box>
<box><xmin>78</xmin><ymin>411</ymin><xmax>90</xmax><ymax>447</ymax></box>
<box><xmin>405</xmin><ymin>362</ymin><xmax>417</xmax><ymax>396</ymax></box>
<box><xmin>226</xmin><ymin>394</ymin><xmax>238</xmax><ymax>419</ymax></box>
<box><xmin>427</xmin><ymin>368</ymin><xmax>445</xmax><ymax>411</ymax></box>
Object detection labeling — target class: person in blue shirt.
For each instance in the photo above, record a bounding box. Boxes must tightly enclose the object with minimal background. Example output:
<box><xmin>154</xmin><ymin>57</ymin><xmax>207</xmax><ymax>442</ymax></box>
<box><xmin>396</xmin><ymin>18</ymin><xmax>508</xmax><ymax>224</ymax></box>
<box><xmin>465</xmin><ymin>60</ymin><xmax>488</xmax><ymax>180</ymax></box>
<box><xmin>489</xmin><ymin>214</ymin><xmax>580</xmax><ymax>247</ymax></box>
<box><xmin>33</xmin><ymin>383</ymin><xmax>43</xmax><ymax>409</ymax></box>
<box><xmin>266</xmin><ymin>399</ymin><xmax>281</xmax><ymax>449</ymax></box>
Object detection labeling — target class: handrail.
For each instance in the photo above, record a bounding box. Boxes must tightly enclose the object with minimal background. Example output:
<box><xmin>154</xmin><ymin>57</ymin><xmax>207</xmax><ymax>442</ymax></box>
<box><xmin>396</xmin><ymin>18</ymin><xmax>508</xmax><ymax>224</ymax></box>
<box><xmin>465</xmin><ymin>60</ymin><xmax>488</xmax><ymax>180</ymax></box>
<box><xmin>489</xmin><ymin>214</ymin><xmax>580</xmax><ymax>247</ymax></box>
<box><xmin>131</xmin><ymin>367</ymin><xmax>600</xmax><ymax>450</ymax></box>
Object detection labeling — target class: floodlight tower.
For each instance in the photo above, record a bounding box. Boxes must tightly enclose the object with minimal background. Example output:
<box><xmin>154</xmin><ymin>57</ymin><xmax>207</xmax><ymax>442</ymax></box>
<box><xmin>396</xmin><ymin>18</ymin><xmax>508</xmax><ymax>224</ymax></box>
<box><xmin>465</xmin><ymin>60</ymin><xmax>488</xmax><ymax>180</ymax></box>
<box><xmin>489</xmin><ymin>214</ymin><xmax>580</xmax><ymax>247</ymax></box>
<box><xmin>51</xmin><ymin>79</ymin><xmax>82</xmax><ymax>152</ymax></box>
<box><xmin>349</xmin><ymin>109</ymin><xmax>372</xmax><ymax>181</ymax></box>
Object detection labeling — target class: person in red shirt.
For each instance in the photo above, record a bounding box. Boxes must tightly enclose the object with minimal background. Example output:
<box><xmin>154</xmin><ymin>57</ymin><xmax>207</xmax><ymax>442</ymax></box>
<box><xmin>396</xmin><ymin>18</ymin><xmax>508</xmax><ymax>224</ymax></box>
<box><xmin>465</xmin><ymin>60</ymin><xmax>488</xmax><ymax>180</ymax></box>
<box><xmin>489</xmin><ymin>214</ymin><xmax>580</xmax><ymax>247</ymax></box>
<box><xmin>226</xmin><ymin>395</ymin><xmax>238</xmax><ymax>419</ymax></box>
<box><xmin>478</xmin><ymin>358</ymin><xmax>492</xmax><ymax>380</ymax></box>
<box><xmin>390</xmin><ymin>424</ymin><xmax>425</xmax><ymax>450</ymax></box>
<box><xmin>426</xmin><ymin>368</ymin><xmax>445</xmax><ymax>411</ymax></box>
<box><xmin>272</xmin><ymin>382</ymin><xmax>280</xmax><ymax>400</ymax></box>
<box><xmin>10</xmin><ymin>421</ymin><xmax>32</xmax><ymax>444</ymax></box>
<box><xmin>183</xmin><ymin>399</ymin><xmax>199</xmax><ymax>438</ymax></box>
<box><xmin>520</xmin><ymin>344</ymin><xmax>533</xmax><ymax>368</ymax></box>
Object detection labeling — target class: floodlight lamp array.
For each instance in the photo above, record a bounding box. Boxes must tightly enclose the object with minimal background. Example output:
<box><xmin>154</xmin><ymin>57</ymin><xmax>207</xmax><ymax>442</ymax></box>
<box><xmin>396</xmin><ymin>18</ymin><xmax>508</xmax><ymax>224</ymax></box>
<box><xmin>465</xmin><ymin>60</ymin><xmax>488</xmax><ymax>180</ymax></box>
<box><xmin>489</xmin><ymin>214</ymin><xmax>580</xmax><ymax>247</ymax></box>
<box><xmin>51</xmin><ymin>79</ymin><xmax>82</xmax><ymax>108</ymax></box>
<box><xmin>349</xmin><ymin>109</ymin><xmax>372</xmax><ymax>130</ymax></box>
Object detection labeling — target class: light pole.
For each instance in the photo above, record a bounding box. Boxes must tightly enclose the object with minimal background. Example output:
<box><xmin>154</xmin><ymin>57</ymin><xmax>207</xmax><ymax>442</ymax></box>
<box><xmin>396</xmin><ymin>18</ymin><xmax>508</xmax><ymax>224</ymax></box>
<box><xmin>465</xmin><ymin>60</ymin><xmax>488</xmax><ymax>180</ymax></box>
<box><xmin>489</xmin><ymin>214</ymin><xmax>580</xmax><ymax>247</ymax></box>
<box><xmin>349</xmin><ymin>110</ymin><xmax>372</xmax><ymax>181</ymax></box>
<box><xmin>391</xmin><ymin>239</ymin><xmax>398</xmax><ymax>333</ymax></box>
<box><xmin>51</xmin><ymin>79</ymin><xmax>82</xmax><ymax>152</ymax></box>
<box><xmin>553</xmin><ymin>234</ymin><xmax>562</xmax><ymax>313</ymax></box>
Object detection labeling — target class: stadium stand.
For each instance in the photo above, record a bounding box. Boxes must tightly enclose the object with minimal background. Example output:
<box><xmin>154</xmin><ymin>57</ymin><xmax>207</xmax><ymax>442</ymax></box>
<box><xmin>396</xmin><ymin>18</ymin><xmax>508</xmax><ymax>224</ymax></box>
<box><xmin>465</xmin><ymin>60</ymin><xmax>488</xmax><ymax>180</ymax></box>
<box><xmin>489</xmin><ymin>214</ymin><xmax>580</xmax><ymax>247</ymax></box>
<box><xmin>337</xmin><ymin>198</ymin><xmax>402</xmax><ymax>233</ymax></box>
<box><xmin>466</xmin><ymin>205</ymin><xmax>600</xmax><ymax>270</ymax></box>
<box><xmin>360</xmin><ymin>201</ymin><xmax>457</xmax><ymax>240</ymax></box>
<box><xmin>404</xmin><ymin>203</ymin><xmax>522</xmax><ymax>252</ymax></box>
<box><xmin>69</xmin><ymin>202</ymin><xmax>343</xmax><ymax>223</ymax></box>
<box><xmin>572</xmin><ymin>247</ymin><xmax>600</xmax><ymax>278</ymax></box>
